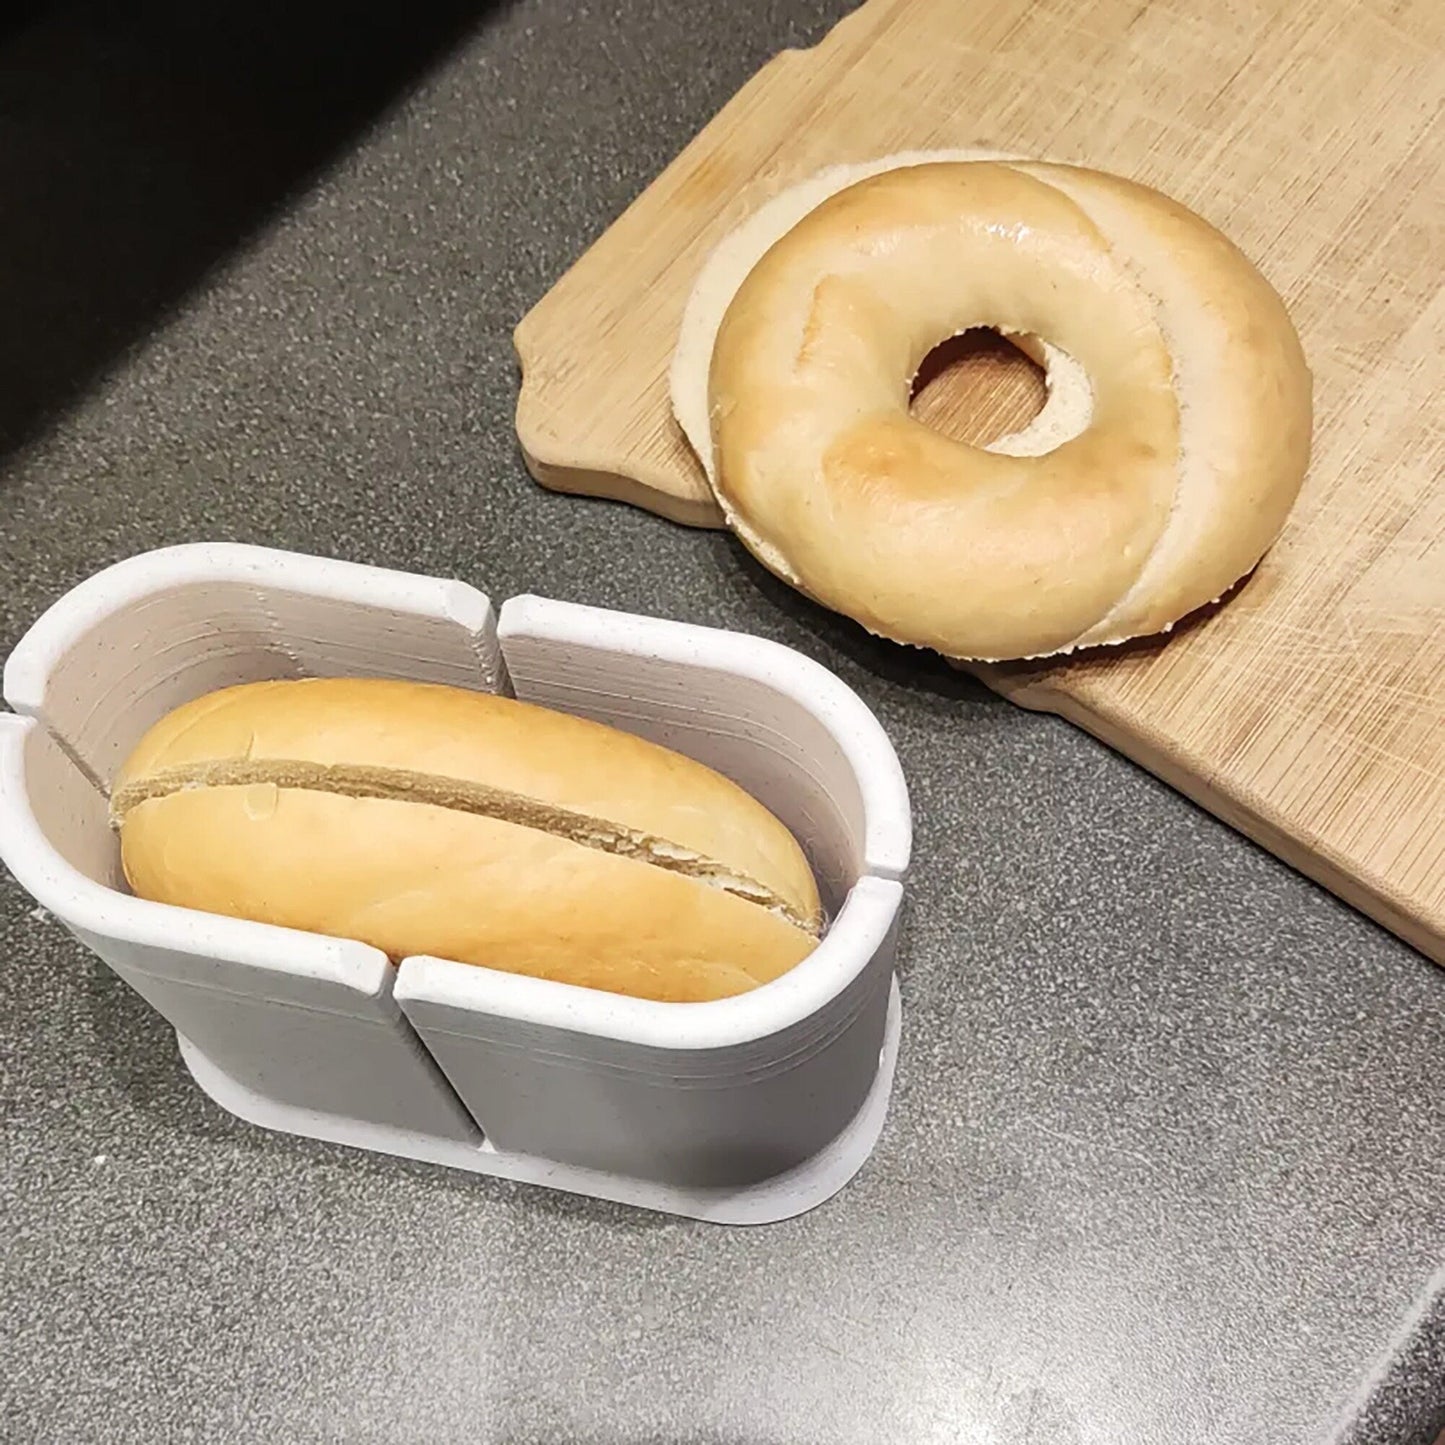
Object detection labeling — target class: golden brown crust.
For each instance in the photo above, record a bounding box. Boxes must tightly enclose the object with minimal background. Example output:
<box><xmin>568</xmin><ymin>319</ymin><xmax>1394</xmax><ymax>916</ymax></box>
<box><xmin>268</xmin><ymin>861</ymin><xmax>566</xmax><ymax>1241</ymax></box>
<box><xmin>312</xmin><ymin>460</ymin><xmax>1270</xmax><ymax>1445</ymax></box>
<box><xmin>120</xmin><ymin>788</ymin><xmax>815</xmax><ymax>1003</ymax></box>
<box><xmin>679</xmin><ymin>156</ymin><xmax>1312</xmax><ymax>661</ymax></box>
<box><xmin>113</xmin><ymin>679</ymin><xmax>823</xmax><ymax>1002</ymax></box>
<box><xmin>1025</xmin><ymin>163</ymin><xmax>1314</xmax><ymax>643</ymax></box>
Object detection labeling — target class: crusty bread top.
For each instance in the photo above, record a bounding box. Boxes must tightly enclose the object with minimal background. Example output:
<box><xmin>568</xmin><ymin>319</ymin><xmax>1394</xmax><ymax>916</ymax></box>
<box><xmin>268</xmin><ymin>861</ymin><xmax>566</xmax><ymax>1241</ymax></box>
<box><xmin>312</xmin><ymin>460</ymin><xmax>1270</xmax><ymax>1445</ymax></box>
<box><xmin>113</xmin><ymin>677</ymin><xmax>822</xmax><ymax>933</ymax></box>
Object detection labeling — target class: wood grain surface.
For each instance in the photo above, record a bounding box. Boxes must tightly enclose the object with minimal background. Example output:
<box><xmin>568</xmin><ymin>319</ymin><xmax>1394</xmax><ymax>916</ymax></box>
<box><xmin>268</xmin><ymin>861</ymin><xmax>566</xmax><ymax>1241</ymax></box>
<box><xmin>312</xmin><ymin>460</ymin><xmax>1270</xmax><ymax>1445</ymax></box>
<box><xmin>513</xmin><ymin>0</ymin><xmax>1445</xmax><ymax>963</ymax></box>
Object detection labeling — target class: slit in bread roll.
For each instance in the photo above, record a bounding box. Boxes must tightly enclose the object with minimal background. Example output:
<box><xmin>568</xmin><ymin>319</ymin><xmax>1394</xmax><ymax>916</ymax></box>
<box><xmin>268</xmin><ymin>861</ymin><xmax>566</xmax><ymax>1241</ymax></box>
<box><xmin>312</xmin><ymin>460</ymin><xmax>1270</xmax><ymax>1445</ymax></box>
<box><xmin>110</xmin><ymin>677</ymin><xmax>823</xmax><ymax>1004</ymax></box>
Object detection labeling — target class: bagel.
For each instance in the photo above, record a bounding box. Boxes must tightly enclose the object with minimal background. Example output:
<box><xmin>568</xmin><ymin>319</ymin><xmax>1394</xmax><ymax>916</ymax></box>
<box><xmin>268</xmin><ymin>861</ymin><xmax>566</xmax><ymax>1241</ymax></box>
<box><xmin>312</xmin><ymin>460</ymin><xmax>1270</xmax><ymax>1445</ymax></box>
<box><xmin>110</xmin><ymin>678</ymin><xmax>823</xmax><ymax>1004</ymax></box>
<box><xmin>669</xmin><ymin>151</ymin><xmax>1313</xmax><ymax>661</ymax></box>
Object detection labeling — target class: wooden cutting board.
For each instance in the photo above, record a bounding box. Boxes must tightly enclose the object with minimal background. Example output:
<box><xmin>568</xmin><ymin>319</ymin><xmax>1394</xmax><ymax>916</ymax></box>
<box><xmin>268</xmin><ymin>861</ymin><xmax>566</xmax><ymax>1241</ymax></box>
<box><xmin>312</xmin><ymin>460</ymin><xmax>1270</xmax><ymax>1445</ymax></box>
<box><xmin>513</xmin><ymin>0</ymin><xmax>1445</xmax><ymax>964</ymax></box>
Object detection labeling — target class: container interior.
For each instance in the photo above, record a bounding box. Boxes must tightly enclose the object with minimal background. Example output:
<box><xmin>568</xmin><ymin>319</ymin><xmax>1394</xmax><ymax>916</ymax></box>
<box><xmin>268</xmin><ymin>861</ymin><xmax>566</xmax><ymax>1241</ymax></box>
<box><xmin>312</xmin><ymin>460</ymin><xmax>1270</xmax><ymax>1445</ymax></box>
<box><xmin>16</xmin><ymin>576</ymin><xmax>508</xmax><ymax>791</ymax></box>
<box><xmin>6</xmin><ymin>575</ymin><xmax>501</xmax><ymax>900</ymax></box>
<box><xmin>500</xmin><ymin>617</ymin><xmax>874</xmax><ymax>917</ymax></box>
<box><xmin>18</xmin><ymin>720</ymin><xmax>124</xmax><ymax>893</ymax></box>
<box><xmin>8</xmin><ymin>568</ymin><xmax>876</xmax><ymax>934</ymax></box>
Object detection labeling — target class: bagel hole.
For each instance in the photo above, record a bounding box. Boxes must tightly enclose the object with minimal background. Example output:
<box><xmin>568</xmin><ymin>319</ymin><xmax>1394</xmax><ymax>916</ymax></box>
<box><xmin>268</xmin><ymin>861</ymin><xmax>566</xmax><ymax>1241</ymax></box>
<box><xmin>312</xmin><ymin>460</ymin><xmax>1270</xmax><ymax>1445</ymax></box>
<box><xmin>909</xmin><ymin>329</ymin><xmax>1047</xmax><ymax>447</ymax></box>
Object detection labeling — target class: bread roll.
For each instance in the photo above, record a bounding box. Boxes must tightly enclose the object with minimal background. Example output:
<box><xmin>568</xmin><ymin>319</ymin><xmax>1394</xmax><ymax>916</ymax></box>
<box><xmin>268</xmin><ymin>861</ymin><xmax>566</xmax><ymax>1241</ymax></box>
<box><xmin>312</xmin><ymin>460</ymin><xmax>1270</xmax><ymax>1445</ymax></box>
<box><xmin>110</xmin><ymin>678</ymin><xmax>823</xmax><ymax>1003</ymax></box>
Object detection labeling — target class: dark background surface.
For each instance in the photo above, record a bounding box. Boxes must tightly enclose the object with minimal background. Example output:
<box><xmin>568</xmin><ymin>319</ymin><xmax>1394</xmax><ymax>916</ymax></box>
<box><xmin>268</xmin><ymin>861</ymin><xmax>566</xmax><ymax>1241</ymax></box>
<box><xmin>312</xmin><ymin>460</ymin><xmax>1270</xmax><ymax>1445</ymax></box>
<box><xmin>0</xmin><ymin>1</ymin><xmax>485</xmax><ymax>463</ymax></box>
<box><xmin>2</xmin><ymin>3</ymin><xmax>1443</xmax><ymax>1443</ymax></box>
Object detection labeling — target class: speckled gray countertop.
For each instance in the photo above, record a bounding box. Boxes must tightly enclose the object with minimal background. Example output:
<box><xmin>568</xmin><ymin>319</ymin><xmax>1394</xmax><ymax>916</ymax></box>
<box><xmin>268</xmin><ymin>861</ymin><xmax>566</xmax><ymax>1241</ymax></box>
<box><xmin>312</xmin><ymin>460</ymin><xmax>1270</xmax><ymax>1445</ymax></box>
<box><xmin>1</xmin><ymin>3</ymin><xmax>1442</xmax><ymax>1442</ymax></box>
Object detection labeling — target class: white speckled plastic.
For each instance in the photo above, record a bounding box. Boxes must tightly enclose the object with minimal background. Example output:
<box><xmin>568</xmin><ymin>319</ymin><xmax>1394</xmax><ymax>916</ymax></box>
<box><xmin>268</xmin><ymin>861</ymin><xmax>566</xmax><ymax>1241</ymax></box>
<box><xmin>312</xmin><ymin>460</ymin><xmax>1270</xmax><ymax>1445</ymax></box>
<box><xmin>0</xmin><ymin>543</ymin><xmax>912</xmax><ymax>1223</ymax></box>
